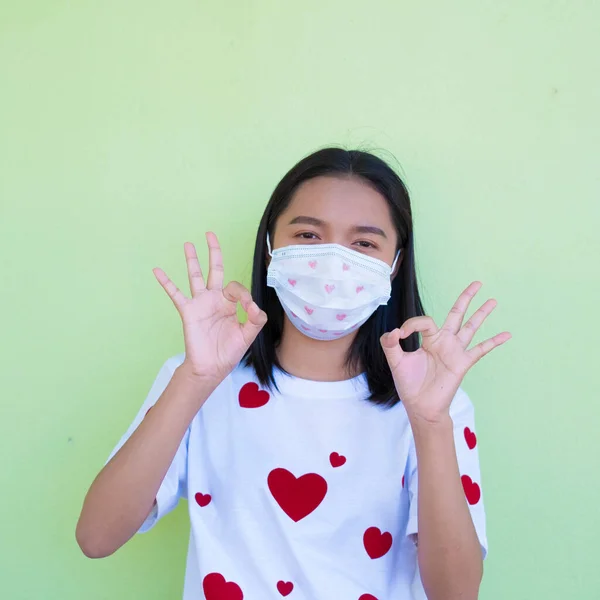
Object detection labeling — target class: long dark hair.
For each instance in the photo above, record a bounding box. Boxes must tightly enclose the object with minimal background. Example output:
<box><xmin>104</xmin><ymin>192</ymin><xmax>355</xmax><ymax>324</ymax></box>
<box><xmin>243</xmin><ymin>147</ymin><xmax>425</xmax><ymax>407</ymax></box>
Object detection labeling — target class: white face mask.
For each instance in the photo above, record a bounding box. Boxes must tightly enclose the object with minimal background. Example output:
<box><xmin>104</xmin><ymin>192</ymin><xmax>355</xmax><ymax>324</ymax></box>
<box><xmin>266</xmin><ymin>234</ymin><xmax>400</xmax><ymax>341</ymax></box>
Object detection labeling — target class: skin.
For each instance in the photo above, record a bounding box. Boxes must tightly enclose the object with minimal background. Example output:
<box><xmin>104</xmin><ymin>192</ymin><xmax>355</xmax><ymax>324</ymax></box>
<box><xmin>271</xmin><ymin>175</ymin><xmax>401</xmax><ymax>381</ymax></box>
<box><xmin>77</xmin><ymin>174</ymin><xmax>511</xmax><ymax>600</ymax></box>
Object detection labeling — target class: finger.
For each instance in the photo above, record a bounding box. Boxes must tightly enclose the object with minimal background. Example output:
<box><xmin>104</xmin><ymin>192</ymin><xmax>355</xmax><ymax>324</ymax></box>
<box><xmin>241</xmin><ymin>300</ymin><xmax>268</xmax><ymax>345</ymax></box>
<box><xmin>456</xmin><ymin>298</ymin><xmax>497</xmax><ymax>347</ymax></box>
<box><xmin>441</xmin><ymin>281</ymin><xmax>483</xmax><ymax>334</ymax></box>
<box><xmin>466</xmin><ymin>331</ymin><xmax>512</xmax><ymax>365</ymax></box>
<box><xmin>398</xmin><ymin>315</ymin><xmax>438</xmax><ymax>339</ymax></box>
<box><xmin>152</xmin><ymin>267</ymin><xmax>188</xmax><ymax>311</ymax></box>
<box><xmin>222</xmin><ymin>280</ymin><xmax>252</xmax><ymax>307</ymax></box>
<box><xmin>184</xmin><ymin>242</ymin><xmax>205</xmax><ymax>297</ymax></box>
<box><xmin>223</xmin><ymin>281</ymin><xmax>268</xmax><ymax>345</ymax></box>
<box><xmin>380</xmin><ymin>328</ymin><xmax>405</xmax><ymax>369</ymax></box>
<box><xmin>206</xmin><ymin>232</ymin><xmax>224</xmax><ymax>290</ymax></box>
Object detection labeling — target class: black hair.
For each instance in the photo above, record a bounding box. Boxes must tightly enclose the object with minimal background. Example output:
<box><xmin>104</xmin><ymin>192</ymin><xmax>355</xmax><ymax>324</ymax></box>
<box><xmin>243</xmin><ymin>147</ymin><xmax>425</xmax><ymax>407</ymax></box>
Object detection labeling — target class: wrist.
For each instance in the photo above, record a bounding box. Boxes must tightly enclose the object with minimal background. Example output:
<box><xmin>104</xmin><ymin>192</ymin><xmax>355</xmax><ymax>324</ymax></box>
<box><xmin>178</xmin><ymin>360</ymin><xmax>221</xmax><ymax>386</ymax></box>
<box><xmin>172</xmin><ymin>362</ymin><xmax>220</xmax><ymax>407</ymax></box>
<box><xmin>409</xmin><ymin>415</ymin><xmax>455</xmax><ymax>463</ymax></box>
<box><xmin>408</xmin><ymin>411</ymin><xmax>453</xmax><ymax>438</ymax></box>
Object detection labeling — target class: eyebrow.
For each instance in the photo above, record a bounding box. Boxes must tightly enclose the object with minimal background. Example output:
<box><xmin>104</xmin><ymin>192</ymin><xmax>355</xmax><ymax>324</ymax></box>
<box><xmin>288</xmin><ymin>215</ymin><xmax>388</xmax><ymax>239</ymax></box>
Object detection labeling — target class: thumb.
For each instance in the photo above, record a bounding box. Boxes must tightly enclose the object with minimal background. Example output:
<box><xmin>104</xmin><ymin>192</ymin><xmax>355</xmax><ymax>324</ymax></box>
<box><xmin>380</xmin><ymin>328</ymin><xmax>405</xmax><ymax>368</ymax></box>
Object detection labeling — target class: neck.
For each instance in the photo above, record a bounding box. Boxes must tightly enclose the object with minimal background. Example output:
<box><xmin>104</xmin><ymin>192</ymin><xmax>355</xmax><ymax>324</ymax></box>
<box><xmin>276</xmin><ymin>317</ymin><xmax>361</xmax><ymax>382</ymax></box>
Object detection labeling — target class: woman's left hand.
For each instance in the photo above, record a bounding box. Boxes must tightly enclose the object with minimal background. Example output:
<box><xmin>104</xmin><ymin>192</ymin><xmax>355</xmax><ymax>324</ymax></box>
<box><xmin>380</xmin><ymin>281</ymin><xmax>511</xmax><ymax>424</ymax></box>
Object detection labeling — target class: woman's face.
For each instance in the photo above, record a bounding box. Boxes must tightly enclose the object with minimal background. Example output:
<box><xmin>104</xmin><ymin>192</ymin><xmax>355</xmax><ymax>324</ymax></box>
<box><xmin>272</xmin><ymin>175</ymin><xmax>399</xmax><ymax>267</ymax></box>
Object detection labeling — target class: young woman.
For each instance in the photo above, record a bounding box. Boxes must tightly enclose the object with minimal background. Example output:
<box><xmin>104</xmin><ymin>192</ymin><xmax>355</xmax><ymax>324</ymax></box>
<box><xmin>76</xmin><ymin>148</ymin><xmax>510</xmax><ymax>600</ymax></box>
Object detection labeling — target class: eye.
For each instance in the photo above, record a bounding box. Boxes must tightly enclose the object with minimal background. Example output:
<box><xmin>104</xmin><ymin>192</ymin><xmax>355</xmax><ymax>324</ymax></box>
<box><xmin>295</xmin><ymin>231</ymin><xmax>320</xmax><ymax>240</ymax></box>
<box><xmin>354</xmin><ymin>240</ymin><xmax>377</xmax><ymax>249</ymax></box>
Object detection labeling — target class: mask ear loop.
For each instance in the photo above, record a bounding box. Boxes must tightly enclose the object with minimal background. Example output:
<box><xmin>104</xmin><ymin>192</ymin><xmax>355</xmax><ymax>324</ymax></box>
<box><xmin>391</xmin><ymin>249</ymin><xmax>402</xmax><ymax>272</ymax></box>
<box><xmin>266</xmin><ymin>233</ymin><xmax>273</xmax><ymax>257</ymax></box>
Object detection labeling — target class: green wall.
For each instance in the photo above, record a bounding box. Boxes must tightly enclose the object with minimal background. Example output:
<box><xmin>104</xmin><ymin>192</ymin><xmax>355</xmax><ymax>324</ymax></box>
<box><xmin>1</xmin><ymin>1</ymin><xmax>598</xmax><ymax>598</ymax></box>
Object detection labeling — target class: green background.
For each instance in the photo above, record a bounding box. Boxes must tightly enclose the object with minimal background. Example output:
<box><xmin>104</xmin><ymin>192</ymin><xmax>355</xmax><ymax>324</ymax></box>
<box><xmin>1</xmin><ymin>1</ymin><xmax>598</xmax><ymax>598</ymax></box>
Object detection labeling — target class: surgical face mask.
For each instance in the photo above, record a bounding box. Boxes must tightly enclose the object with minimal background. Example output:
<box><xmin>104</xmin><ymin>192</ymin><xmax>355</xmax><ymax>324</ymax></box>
<box><xmin>266</xmin><ymin>234</ymin><xmax>400</xmax><ymax>341</ymax></box>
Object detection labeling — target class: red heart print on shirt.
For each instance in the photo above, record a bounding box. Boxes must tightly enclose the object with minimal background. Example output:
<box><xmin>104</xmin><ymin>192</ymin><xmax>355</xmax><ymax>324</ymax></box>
<box><xmin>325</xmin><ymin>284</ymin><xmax>335</xmax><ymax>294</ymax></box>
<box><xmin>359</xmin><ymin>595</ymin><xmax>378</xmax><ymax>600</ymax></box>
<box><xmin>329</xmin><ymin>452</ymin><xmax>346</xmax><ymax>467</ymax></box>
<box><xmin>238</xmin><ymin>382</ymin><xmax>270</xmax><ymax>409</ymax></box>
<box><xmin>288</xmin><ymin>279</ymin><xmax>297</xmax><ymax>287</ymax></box>
<box><xmin>343</xmin><ymin>263</ymin><xmax>350</xmax><ymax>271</ymax></box>
<box><xmin>464</xmin><ymin>427</ymin><xmax>477</xmax><ymax>450</ymax></box>
<box><xmin>308</xmin><ymin>260</ymin><xmax>317</xmax><ymax>269</ymax></box>
<box><xmin>194</xmin><ymin>492</ymin><xmax>211</xmax><ymax>507</ymax></box>
<box><xmin>268</xmin><ymin>468</ymin><xmax>327</xmax><ymax>522</ymax></box>
<box><xmin>363</xmin><ymin>527</ymin><xmax>393</xmax><ymax>559</ymax></box>
<box><xmin>203</xmin><ymin>573</ymin><xmax>243</xmax><ymax>600</ymax></box>
<box><xmin>336</xmin><ymin>314</ymin><xmax>347</xmax><ymax>321</ymax></box>
<box><xmin>304</xmin><ymin>306</ymin><xmax>314</xmax><ymax>315</ymax></box>
<box><xmin>461</xmin><ymin>475</ymin><xmax>481</xmax><ymax>505</ymax></box>
<box><xmin>356</xmin><ymin>285</ymin><xmax>364</xmax><ymax>294</ymax></box>
<box><xmin>276</xmin><ymin>581</ymin><xmax>294</xmax><ymax>596</ymax></box>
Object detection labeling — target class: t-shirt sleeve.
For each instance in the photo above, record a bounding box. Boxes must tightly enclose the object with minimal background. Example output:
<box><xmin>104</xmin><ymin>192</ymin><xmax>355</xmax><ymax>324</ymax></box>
<box><xmin>404</xmin><ymin>386</ymin><xmax>488</xmax><ymax>559</ymax></box>
<box><xmin>105</xmin><ymin>355</ymin><xmax>189</xmax><ymax>534</ymax></box>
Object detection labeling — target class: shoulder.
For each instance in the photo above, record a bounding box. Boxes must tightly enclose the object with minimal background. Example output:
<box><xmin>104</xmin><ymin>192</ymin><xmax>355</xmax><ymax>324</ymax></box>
<box><xmin>163</xmin><ymin>352</ymin><xmax>186</xmax><ymax>373</ymax></box>
<box><xmin>448</xmin><ymin>385</ymin><xmax>476</xmax><ymax>422</ymax></box>
<box><xmin>157</xmin><ymin>353</ymin><xmax>257</xmax><ymax>401</ymax></box>
<box><xmin>164</xmin><ymin>355</ymin><xmax>260</xmax><ymax>408</ymax></box>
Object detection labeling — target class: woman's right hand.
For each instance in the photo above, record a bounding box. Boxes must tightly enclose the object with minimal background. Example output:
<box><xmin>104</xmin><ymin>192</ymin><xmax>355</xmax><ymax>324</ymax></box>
<box><xmin>152</xmin><ymin>232</ymin><xmax>267</xmax><ymax>387</ymax></box>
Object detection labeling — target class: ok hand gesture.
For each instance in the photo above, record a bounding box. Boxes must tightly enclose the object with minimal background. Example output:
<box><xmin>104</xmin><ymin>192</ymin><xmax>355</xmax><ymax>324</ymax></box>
<box><xmin>153</xmin><ymin>233</ymin><xmax>267</xmax><ymax>387</ymax></box>
<box><xmin>381</xmin><ymin>281</ymin><xmax>511</xmax><ymax>423</ymax></box>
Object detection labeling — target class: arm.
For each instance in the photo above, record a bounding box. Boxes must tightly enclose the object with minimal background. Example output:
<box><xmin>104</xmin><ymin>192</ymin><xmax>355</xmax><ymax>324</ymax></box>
<box><xmin>410</xmin><ymin>414</ymin><xmax>482</xmax><ymax>600</ymax></box>
<box><xmin>76</xmin><ymin>234</ymin><xmax>267</xmax><ymax>559</ymax></box>
<box><xmin>381</xmin><ymin>280</ymin><xmax>510</xmax><ymax>599</ymax></box>
<box><xmin>75</xmin><ymin>362</ymin><xmax>215</xmax><ymax>558</ymax></box>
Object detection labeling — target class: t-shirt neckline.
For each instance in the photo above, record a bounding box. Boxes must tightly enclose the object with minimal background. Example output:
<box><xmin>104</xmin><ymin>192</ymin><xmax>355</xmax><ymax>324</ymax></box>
<box><xmin>271</xmin><ymin>366</ymin><xmax>370</xmax><ymax>399</ymax></box>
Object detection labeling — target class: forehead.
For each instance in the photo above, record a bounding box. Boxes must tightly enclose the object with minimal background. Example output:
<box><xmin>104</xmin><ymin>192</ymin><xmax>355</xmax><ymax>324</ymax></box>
<box><xmin>283</xmin><ymin>175</ymin><xmax>394</xmax><ymax>226</ymax></box>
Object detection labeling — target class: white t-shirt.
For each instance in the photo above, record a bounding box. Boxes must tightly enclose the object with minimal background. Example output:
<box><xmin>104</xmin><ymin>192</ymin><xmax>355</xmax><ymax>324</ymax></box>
<box><xmin>108</xmin><ymin>353</ymin><xmax>487</xmax><ymax>600</ymax></box>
